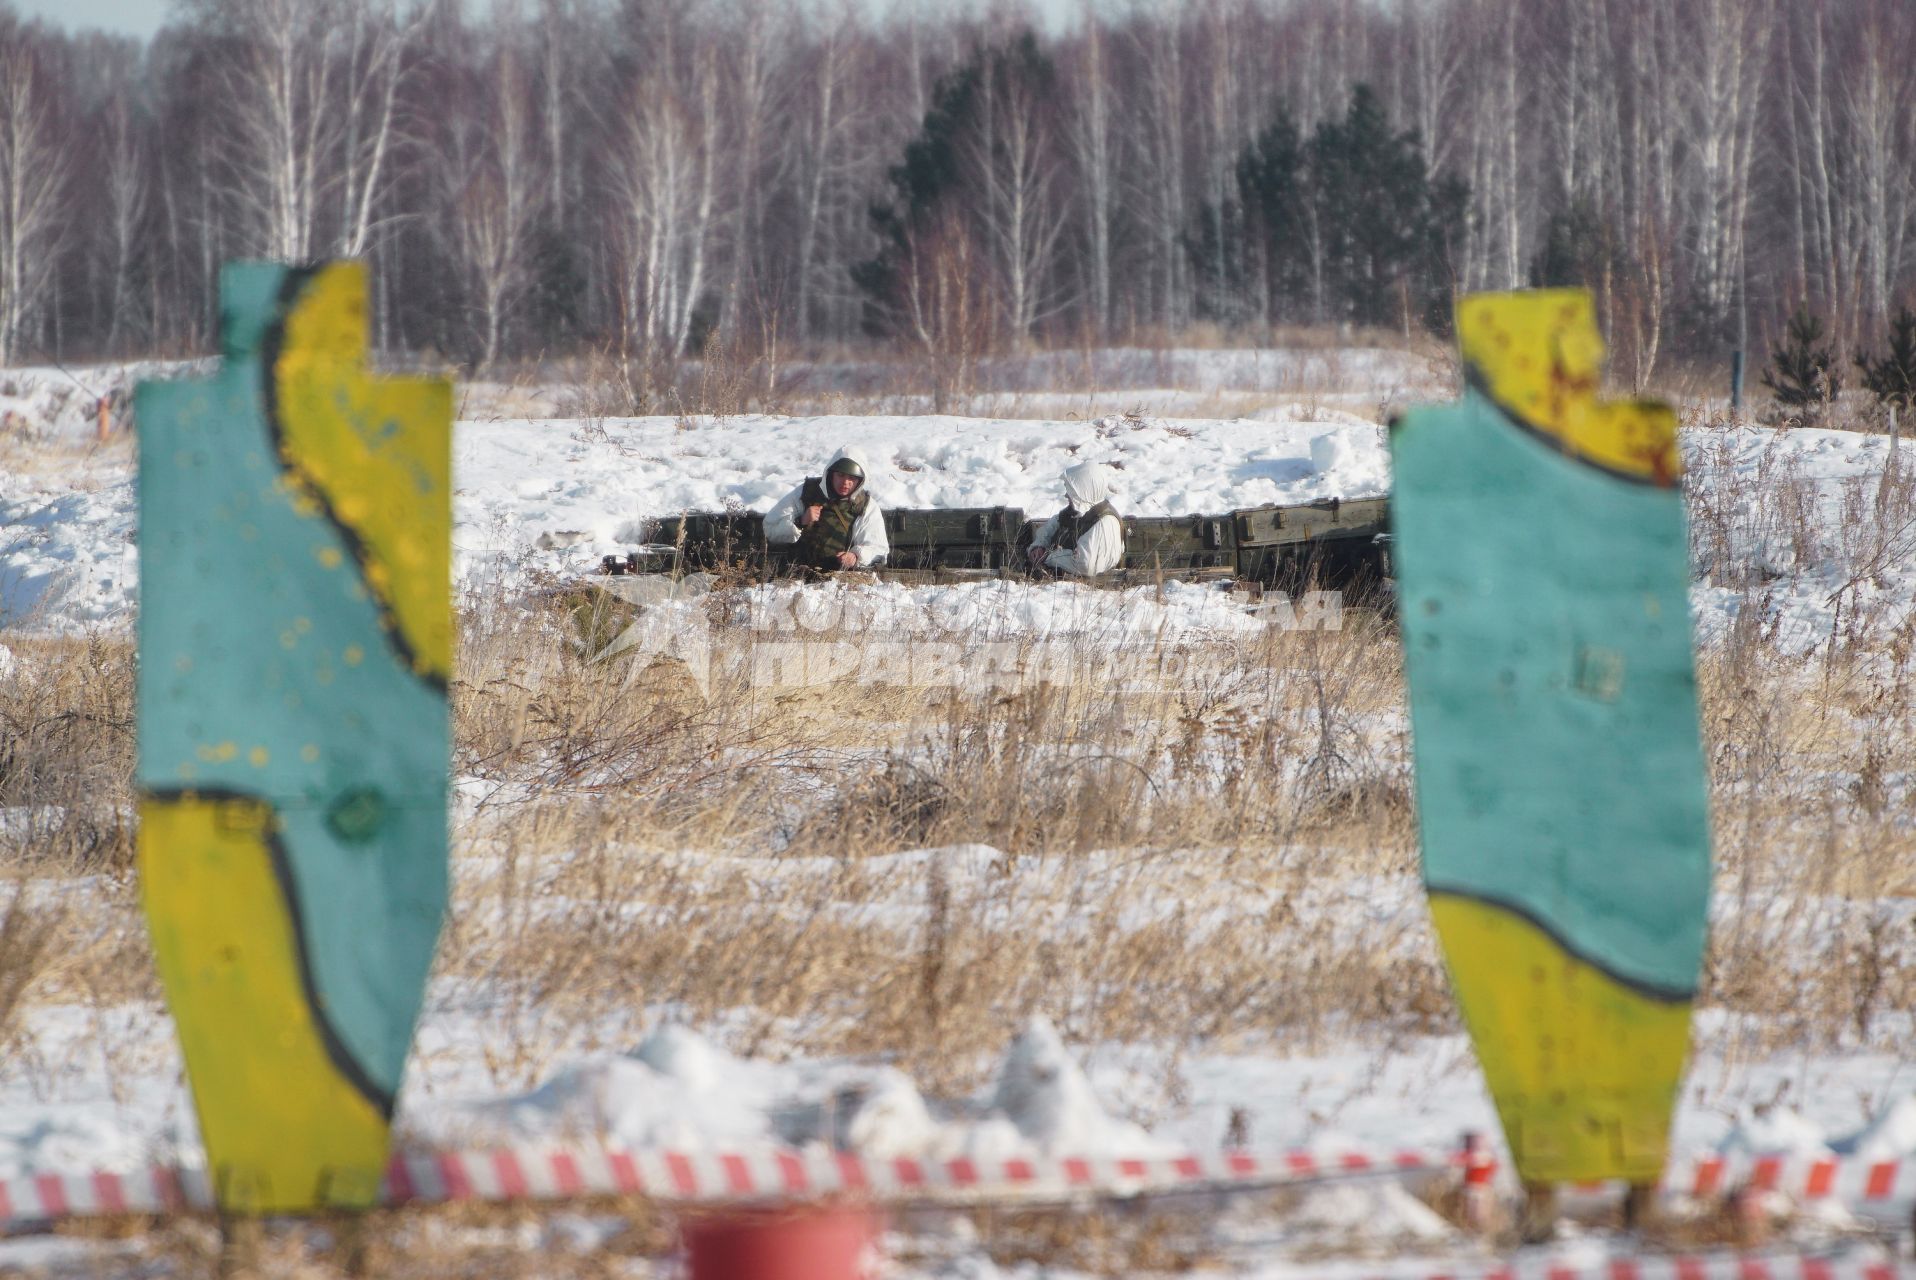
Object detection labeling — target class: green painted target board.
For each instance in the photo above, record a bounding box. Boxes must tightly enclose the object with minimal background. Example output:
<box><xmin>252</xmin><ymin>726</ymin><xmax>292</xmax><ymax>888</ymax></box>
<box><xmin>1392</xmin><ymin>290</ymin><xmax>1711</xmax><ymax>1184</ymax></box>
<box><xmin>136</xmin><ymin>261</ymin><xmax>451</xmax><ymax>1213</ymax></box>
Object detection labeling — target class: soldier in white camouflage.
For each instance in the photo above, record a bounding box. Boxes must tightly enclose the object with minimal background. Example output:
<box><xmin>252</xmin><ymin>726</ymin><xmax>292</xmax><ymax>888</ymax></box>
<box><xmin>766</xmin><ymin>446</ymin><xmax>889</xmax><ymax>572</ymax></box>
<box><xmin>1027</xmin><ymin>460</ymin><xmax>1123</xmax><ymax>577</ymax></box>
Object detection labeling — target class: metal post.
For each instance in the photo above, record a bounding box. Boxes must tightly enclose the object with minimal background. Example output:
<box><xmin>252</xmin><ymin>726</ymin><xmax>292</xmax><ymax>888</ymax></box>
<box><xmin>1730</xmin><ymin>349</ymin><xmax>1745</xmax><ymax>415</ymax></box>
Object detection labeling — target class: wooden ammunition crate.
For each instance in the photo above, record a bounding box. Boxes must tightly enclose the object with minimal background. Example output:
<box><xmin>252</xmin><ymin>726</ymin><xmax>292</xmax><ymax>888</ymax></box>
<box><xmin>885</xmin><ymin>507</ymin><xmax>1027</xmax><ymax>571</ymax></box>
<box><xmin>648</xmin><ymin>512</ymin><xmax>769</xmax><ymax>571</ymax></box>
<box><xmin>1236</xmin><ymin>534</ymin><xmax>1390</xmax><ymax>592</ymax></box>
<box><xmin>885</xmin><ymin>506</ymin><xmax>1026</xmax><ymax>545</ymax></box>
<box><xmin>1233</xmin><ymin>496</ymin><xmax>1389</xmax><ymax>546</ymax></box>
<box><xmin>1121</xmin><ymin>513</ymin><xmax>1237</xmax><ymax>572</ymax></box>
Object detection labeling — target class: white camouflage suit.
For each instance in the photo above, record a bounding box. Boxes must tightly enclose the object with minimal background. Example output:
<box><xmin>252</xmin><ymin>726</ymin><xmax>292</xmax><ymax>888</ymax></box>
<box><xmin>764</xmin><ymin>445</ymin><xmax>890</xmax><ymax>568</ymax></box>
<box><xmin>1029</xmin><ymin>460</ymin><xmax>1123</xmax><ymax>576</ymax></box>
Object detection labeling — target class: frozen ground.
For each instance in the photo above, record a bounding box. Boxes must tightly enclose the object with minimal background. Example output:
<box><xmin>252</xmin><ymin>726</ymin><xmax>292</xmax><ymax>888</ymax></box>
<box><xmin>0</xmin><ymin>360</ymin><xmax>1911</xmax><ymax>1273</ymax></box>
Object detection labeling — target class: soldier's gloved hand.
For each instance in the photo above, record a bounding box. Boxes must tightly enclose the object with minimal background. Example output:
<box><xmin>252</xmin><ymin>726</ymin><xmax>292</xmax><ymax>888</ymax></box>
<box><xmin>803</xmin><ymin>504</ymin><xmax>824</xmax><ymax>526</ymax></box>
<box><xmin>836</xmin><ymin>551</ymin><xmax>858</xmax><ymax>569</ymax></box>
<box><xmin>1026</xmin><ymin>544</ymin><xmax>1046</xmax><ymax>565</ymax></box>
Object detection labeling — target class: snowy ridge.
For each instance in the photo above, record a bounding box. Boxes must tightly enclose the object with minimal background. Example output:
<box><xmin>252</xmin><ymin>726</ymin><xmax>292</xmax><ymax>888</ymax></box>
<box><xmin>5</xmin><ymin>413</ymin><xmax>1908</xmax><ymax>656</ymax></box>
<box><xmin>452</xmin><ymin>410</ymin><xmax>1391</xmax><ymax>587</ymax></box>
<box><xmin>1</xmin><ymin>409</ymin><xmax>1391</xmax><ymax>631</ymax></box>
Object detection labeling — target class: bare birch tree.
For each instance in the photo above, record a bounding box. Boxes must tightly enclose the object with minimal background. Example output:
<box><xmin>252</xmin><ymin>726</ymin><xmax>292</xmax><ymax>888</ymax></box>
<box><xmin>1065</xmin><ymin>3</ymin><xmax>1114</xmax><ymax>338</ymax></box>
<box><xmin>0</xmin><ymin>0</ymin><xmax>1909</xmax><ymax>365</ymax></box>
<box><xmin>789</xmin><ymin>3</ymin><xmax>864</xmax><ymax>343</ymax></box>
<box><xmin>439</xmin><ymin>20</ymin><xmax>543</xmax><ymax>366</ymax></box>
<box><xmin>98</xmin><ymin>82</ymin><xmax>148</xmax><ymax>354</ymax></box>
<box><xmin>609</xmin><ymin>7</ymin><xmax>723</xmax><ymax>358</ymax></box>
<box><xmin>965</xmin><ymin>38</ymin><xmax>1069</xmax><ymax>345</ymax></box>
<box><xmin>0</xmin><ymin>25</ymin><xmax>67</xmax><ymax>364</ymax></box>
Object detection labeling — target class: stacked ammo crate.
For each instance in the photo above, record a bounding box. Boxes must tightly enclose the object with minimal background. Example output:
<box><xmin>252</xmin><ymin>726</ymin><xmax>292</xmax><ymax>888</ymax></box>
<box><xmin>601</xmin><ymin>496</ymin><xmax>1390</xmax><ymax>594</ymax></box>
<box><xmin>639</xmin><ymin>511</ymin><xmax>769</xmax><ymax>574</ymax></box>
<box><xmin>1232</xmin><ymin>497</ymin><xmax>1390</xmax><ymax>590</ymax></box>
<box><xmin>884</xmin><ymin>507</ymin><xmax>1028</xmax><ymax>572</ymax></box>
<box><xmin>1116</xmin><ymin>513</ymin><xmax>1239</xmax><ymax>580</ymax></box>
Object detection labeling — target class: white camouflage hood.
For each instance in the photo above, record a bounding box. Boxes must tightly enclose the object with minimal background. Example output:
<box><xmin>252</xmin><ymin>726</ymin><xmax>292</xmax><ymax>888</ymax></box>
<box><xmin>1062</xmin><ymin>460</ymin><xmax>1112</xmax><ymax>512</ymax></box>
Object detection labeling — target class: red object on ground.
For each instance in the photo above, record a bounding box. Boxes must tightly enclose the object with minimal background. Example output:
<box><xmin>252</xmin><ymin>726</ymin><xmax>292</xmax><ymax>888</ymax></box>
<box><xmin>1461</xmin><ymin>1131</ymin><xmax>1500</xmax><ymax>1236</ymax></box>
<box><xmin>683</xmin><ymin>1205</ymin><xmax>880</xmax><ymax>1280</ymax></box>
<box><xmin>1462</xmin><ymin>1132</ymin><xmax>1497</xmax><ymax>1188</ymax></box>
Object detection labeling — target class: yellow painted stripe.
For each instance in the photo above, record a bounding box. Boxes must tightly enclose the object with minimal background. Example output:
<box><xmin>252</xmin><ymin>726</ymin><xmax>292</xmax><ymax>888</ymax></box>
<box><xmin>1455</xmin><ymin>290</ymin><xmax>1682</xmax><ymax>486</ymax></box>
<box><xmin>273</xmin><ymin>262</ymin><xmax>453</xmax><ymax>682</ymax></box>
<box><xmin>139</xmin><ymin>794</ymin><xmax>389</xmax><ymax>1212</ymax></box>
<box><xmin>1428</xmin><ymin>894</ymin><xmax>1692</xmax><ymax>1183</ymax></box>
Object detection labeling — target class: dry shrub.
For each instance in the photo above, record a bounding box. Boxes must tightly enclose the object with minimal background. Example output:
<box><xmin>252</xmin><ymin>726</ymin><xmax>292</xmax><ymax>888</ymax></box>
<box><xmin>98</xmin><ymin>1199</ymin><xmax>673</xmax><ymax>1280</ymax></box>
<box><xmin>436</xmin><ymin>591</ymin><xmax>1442</xmax><ymax>1092</ymax></box>
<box><xmin>434</xmin><ymin>518</ymin><xmax>1912</xmax><ymax>1090</ymax></box>
<box><xmin>0</xmin><ymin>632</ymin><xmax>137</xmax><ymax>869</ymax></box>
<box><xmin>1684</xmin><ymin>420</ymin><xmax>1916</xmax><ymax>1049</ymax></box>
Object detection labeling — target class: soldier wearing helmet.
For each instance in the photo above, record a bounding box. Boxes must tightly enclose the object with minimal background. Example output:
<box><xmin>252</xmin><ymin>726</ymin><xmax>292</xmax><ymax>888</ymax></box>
<box><xmin>766</xmin><ymin>446</ymin><xmax>889</xmax><ymax>572</ymax></box>
<box><xmin>1027</xmin><ymin>460</ymin><xmax>1123</xmax><ymax>577</ymax></box>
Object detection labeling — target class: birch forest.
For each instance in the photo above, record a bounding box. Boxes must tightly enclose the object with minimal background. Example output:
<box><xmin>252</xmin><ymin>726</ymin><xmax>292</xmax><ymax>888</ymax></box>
<box><xmin>0</xmin><ymin>0</ymin><xmax>1910</xmax><ymax>381</ymax></box>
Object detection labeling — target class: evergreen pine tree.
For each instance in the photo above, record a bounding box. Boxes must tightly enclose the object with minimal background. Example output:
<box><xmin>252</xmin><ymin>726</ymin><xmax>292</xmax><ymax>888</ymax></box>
<box><xmin>1307</xmin><ymin>85</ymin><xmax>1455</xmax><ymax>328</ymax></box>
<box><xmin>1761</xmin><ymin>307</ymin><xmax>1841</xmax><ymax>415</ymax></box>
<box><xmin>851</xmin><ymin>34</ymin><xmax>1055</xmax><ymax>340</ymax></box>
<box><xmin>1530</xmin><ymin>197</ymin><xmax>1623</xmax><ymax>291</ymax></box>
<box><xmin>1855</xmin><ymin>307</ymin><xmax>1916</xmax><ymax>412</ymax></box>
<box><xmin>1185</xmin><ymin>85</ymin><xmax>1463</xmax><ymax>332</ymax></box>
<box><xmin>1184</xmin><ymin>110</ymin><xmax>1303</xmax><ymax>327</ymax></box>
<box><xmin>1182</xmin><ymin>196</ymin><xmax>1250</xmax><ymax>325</ymax></box>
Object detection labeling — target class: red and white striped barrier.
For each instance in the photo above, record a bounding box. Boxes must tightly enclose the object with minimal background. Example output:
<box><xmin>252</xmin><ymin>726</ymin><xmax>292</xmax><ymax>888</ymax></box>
<box><xmin>0</xmin><ymin>1165</ymin><xmax>213</xmax><ymax>1222</ymax></box>
<box><xmin>1388</xmin><ymin>1255</ymin><xmax>1902</xmax><ymax>1280</ymax></box>
<box><xmin>0</xmin><ymin>1144</ymin><xmax>1911</xmax><ymax>1228</ymax></box>
<box><xmin>1673</xmin><ymin>1153</ymin><xmax>1915</xmax><ymax>1208</ymax></box>
<box><xmin>0</xmin><ymin>1144</ymin><xmax>1457</xmax><ymax>1225</ymax></box>
<box><xmin>379</xmin><ymin>1143</ymin><xmax>1455</xmax><ymax>1208</ymax></box>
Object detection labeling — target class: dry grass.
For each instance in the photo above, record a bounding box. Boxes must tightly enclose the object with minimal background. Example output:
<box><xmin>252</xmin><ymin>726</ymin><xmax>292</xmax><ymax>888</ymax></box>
<box><xmin>464</xmin><ymin>322</ymin><xmax>1454</xmax><ymax>424</ymax></box>
<box><xmin>0</xmin><ymin>633</ymin><xmax>137</xmax><ymax>870</ymax></box>
<box><xmin>0</xmin><ymin>374</ymin><xmax>1911</xmax><ymax>1273</ymax></box>
<box><xmin>439</xmin><ymin>597</ymin><xmax>1435</xmax><ymax>1093</ymax></box>
<box><xmin>0</xmin><ymin>454</ymin><xmax>1910</xmax><ymax>1097</ymax></box>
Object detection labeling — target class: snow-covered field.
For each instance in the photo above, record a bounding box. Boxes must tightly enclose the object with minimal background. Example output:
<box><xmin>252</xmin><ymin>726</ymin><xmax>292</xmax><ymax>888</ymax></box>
<box><xmin>4</xmin><ymin>378</ymin><xmax>1908</xmax><ymax>661</ymax></box>
<box><xmin>1</xmin><ymin>358</ymin><xmax>1912</xmax><ymax>1275</ymax></box>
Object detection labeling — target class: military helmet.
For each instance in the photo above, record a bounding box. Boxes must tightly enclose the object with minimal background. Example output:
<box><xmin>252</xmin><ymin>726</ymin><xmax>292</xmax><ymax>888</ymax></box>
<box><xmin>827</xmin><ymin>455</ymin><xmax>865</xmax><ymax>482</ymax></box>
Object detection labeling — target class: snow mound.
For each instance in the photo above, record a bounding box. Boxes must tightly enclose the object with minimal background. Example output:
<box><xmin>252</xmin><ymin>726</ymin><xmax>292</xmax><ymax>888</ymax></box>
<box><xmin>1836</xmin><ymin>1094</ymin><xmax>1916</xmax><ymax>1161</ymax></box>
<box><xmin>841</xmin><ymin>1072</ymin><xmax>945</xmax><ymax>1160</ymax></box>
<box><xmin>987</xmin><ymin>1018</ymin><xmax>1163</xmax><ymax>1157</ymax></box>
<box><xmin>442</xmin><ymin>1025</ymin><xmax>777</xmax><ymax>1150</ymax></box>
<box><xmin>1716</xmin><ymin>1104</ymin><xmax>1833</xmax><ymax>1158</ymax></box>
<box><xmin>835</xmin><ymin>1018</ymin><xmax>1172</xmax><ymax>1163</ymax></box>
<box><xmin>436</xmin><ymin>1018</ymin><xmax>1168</xmax><ymax>1165</ymax></box>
